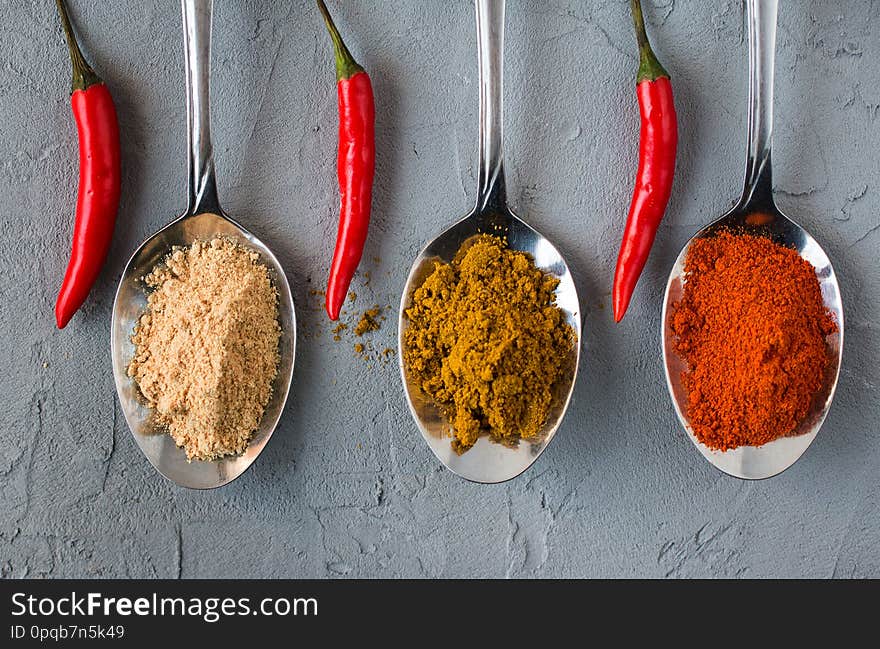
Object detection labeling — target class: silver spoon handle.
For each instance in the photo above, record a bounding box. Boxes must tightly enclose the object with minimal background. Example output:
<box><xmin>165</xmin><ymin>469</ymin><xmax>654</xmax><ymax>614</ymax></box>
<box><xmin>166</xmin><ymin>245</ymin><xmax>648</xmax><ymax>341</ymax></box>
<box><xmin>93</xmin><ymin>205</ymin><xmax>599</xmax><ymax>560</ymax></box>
<box><xmin>475</xmin><ymin>0</ymin><xmax>507</xmax><ymax>211</ymax></box>
<box><xmin>741</xmin><ymin>0</ymin><xmax>777</xmax><ymax>210</ymax></box>
<box><xmin>182</xmin><ymin>0</ymin><xmax>220</xmax><ymax>215</ymax></box>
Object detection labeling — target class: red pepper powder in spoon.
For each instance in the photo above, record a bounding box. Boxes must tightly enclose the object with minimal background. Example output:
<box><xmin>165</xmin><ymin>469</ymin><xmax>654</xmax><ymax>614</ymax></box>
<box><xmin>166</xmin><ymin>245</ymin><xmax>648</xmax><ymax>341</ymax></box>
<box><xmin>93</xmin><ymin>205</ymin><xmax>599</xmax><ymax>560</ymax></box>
<box><xmin>671</xmin><ymin>231</ymin><xmax>837</xmax><ymax>451</ymax></box>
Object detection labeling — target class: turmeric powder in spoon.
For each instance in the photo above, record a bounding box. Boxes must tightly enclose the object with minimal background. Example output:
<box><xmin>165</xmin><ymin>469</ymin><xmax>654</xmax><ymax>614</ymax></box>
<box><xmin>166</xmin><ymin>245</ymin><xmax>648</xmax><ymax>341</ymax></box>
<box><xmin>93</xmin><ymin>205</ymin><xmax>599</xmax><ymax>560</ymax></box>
<box><xmin>403</xmin><ymin>235</ymin><xmax>575</xmax><ymax>453</ymax></box>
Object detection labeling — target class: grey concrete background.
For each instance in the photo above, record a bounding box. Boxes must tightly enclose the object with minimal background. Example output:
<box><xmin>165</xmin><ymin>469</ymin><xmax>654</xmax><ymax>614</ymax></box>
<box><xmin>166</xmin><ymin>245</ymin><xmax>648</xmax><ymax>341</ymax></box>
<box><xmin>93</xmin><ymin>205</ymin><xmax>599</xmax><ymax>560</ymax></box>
<box><xmin>1</xmin><ymin>0</ymin><xmax>877</xmax><ymax>578</ymax></box>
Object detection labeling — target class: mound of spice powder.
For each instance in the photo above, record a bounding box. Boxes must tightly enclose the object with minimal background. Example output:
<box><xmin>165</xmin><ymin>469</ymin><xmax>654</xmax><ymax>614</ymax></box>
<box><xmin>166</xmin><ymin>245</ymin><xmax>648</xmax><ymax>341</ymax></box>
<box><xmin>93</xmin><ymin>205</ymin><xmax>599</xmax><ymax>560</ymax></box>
<box><xmin>403</xmin><ymin>235</ymin><xmax>574</xmax><ymax>454</ymax></box>
<box><xmin>670</xmin><ymin>231</ymin><xmax>837</xmax><ymax>451</ymax></box>
<box><xmin>128</xmin><ymin>238</ymin><xmax>281</xmax><ymax>462</ymax></box>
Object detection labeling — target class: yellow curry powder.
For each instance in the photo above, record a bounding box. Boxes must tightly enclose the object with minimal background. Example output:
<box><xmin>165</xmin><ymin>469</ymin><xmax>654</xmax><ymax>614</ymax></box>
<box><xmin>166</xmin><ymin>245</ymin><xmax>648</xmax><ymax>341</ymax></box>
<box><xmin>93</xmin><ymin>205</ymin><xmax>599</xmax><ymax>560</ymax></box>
<box><xmin>355</xmin><ymin>307</ymin><xmax>382</xmax><ymax>336</ymax></box>
<box><xmin>403</xmin><ymin>235</ymin><xmax>574</xmax><ymax>453</ymax></box>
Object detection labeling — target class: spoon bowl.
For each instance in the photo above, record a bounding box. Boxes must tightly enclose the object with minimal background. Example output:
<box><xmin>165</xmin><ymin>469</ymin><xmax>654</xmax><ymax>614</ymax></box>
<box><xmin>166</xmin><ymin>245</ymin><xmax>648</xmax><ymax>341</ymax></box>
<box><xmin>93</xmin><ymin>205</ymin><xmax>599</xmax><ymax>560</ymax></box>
<box><xmin>398</xmin><ymin>0</ymin><xmax>581</xmax><ymax>484</ymax></box>
<box><xmin>661</xmin><ymin>0</ymin><xmax>843</xmax><ymax>479</ymax></box>
<box><xmin>399</xmin><ymin>207</ymin><xmax>581</xmax><ymax>484</ymax></box>
<box><xmin>662</xmin><ymin>205</ymin><xmax>843</xmax><ymax>480</ymax></box>
<box><xmin>111</xmin><ymin>211</ymin><xmax>296</xmax><ymax>489</ymax></box>
<box><xmin>110</xmin><ymin>0</ymin><xmax>296</xmax><ymax>489</ymax></box>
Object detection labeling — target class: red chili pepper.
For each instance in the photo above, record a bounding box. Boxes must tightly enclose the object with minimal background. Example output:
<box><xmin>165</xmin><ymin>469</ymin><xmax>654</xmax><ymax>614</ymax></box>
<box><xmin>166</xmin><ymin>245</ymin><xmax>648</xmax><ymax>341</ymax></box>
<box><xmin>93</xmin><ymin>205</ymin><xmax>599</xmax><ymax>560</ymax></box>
<box><xmin>317</xmin><ymin>0</ymin><xmax>376</xmax><ymax>321</ymax></box>
<box><xmin>53</xmin><ymin>0</ymin><xmax>121</xmax><ymax>329</ymax></box>
<box><xmin>612</xmin><ymin>0</ymin><xmax>678</xmax><ymax>323</ymax></box>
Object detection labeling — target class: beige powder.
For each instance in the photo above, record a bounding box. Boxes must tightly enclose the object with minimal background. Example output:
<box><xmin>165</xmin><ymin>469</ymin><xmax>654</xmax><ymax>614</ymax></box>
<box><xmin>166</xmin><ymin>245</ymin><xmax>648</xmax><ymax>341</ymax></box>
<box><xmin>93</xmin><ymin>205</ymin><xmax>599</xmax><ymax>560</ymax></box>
<box><xmin>127</xmin><ymin>237</ymin><xmax>281</xmax><ymax>462</ymax></box>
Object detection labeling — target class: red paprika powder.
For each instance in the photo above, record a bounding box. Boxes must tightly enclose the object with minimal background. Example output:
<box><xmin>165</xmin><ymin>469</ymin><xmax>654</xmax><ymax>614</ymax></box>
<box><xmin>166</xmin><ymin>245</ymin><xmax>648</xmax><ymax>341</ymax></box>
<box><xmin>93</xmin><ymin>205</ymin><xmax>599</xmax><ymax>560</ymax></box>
<box><xmin>671</xmin><ymin>231</ymin><xmax>837</xmax><ymax>451</ymax></box>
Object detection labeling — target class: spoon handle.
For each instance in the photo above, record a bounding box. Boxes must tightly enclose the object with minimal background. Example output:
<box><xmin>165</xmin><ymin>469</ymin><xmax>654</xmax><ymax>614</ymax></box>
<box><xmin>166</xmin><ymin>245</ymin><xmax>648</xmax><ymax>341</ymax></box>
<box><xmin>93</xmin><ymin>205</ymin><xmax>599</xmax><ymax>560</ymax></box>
<box><xmin>740</xmin><ymin>0</ymin><xmax>778</xmax><ymax>212</ymax></box>
<box><xmin>182</xmin><ymin>0</ymin><xmax>220</xmax><ymax>215</ymax></box>
<box><xmin>475</xmin><ymin>0</ymin><xmax>507</xmax><ymax>212</ymax></box>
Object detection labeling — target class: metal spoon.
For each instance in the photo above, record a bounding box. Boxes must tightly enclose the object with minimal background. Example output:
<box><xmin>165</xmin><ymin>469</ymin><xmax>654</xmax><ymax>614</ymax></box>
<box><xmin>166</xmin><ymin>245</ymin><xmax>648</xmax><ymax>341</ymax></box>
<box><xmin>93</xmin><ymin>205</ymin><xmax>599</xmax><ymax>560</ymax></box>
<box><xmin>397</xmin><ymin>0</ymin><xmax>582</xmax><ymax>484</ymax></box>
<box><xmin>110</xmin><ymin>0</ymin><xmax>296</xmax><ymax>489</ymax></box>
<box><xmin>661</xmin><ymin>0</ymin><xmax>843</xmax><ymax>480</ymax></box>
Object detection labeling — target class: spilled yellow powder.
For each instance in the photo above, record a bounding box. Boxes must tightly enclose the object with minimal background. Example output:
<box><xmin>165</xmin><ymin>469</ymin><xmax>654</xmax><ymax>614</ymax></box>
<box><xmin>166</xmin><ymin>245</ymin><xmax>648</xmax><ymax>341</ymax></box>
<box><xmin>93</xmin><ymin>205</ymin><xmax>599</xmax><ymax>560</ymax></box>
<box><xmin>127</xmin><ymin>238</ymin><xmax>281</xmax><ymax>462</ymax></box>
<box><xmin>355</xmin><ymin>307</ymin><xmax>382</xmax><ymax>336</ymax></box>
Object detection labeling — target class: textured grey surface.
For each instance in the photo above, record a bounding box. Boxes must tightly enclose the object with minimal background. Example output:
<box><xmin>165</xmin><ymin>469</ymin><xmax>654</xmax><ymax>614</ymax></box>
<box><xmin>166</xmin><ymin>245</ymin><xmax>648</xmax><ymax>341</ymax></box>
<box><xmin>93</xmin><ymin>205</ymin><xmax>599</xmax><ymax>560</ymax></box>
<box><xmin>1</xmin><ymin>0</ymin><xmax>877</xmax><ymax>578</ymax></box>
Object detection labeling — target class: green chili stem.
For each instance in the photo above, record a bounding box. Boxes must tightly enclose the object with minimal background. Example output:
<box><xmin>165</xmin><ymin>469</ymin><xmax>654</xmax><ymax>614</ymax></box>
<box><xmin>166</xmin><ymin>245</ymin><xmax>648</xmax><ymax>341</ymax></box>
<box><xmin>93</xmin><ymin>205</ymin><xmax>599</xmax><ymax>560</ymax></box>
<box><xmin>55</xmin><ymin>0</ymin><xmax>101</xmax><ymax>92</ymax></box>
<box><xmin>316</xmin><ymin>0</ymin><xmax>364</xmax><ymax>82</ymax></box>
<box><xmin>630</xmin><ymin>0</ymin><xmax>669</xmax><ymax>82</ymax></box>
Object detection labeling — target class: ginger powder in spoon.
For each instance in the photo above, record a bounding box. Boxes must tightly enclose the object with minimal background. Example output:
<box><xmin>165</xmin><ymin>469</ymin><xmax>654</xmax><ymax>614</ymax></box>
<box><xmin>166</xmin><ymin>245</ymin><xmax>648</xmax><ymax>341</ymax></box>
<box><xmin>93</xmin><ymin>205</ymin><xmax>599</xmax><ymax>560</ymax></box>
<box><xmin>128</xmin><ymin>237</ymin><xmax>281</xmax><ymax>462</ymax></box>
